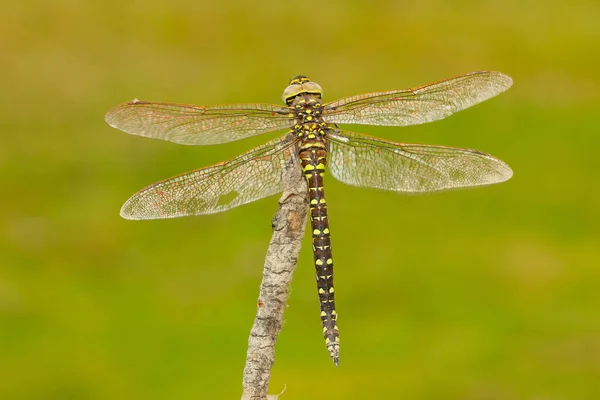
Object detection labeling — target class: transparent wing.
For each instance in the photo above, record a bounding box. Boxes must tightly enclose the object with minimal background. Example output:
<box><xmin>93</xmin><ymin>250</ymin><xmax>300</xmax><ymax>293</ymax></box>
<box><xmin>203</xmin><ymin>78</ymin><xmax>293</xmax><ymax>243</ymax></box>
<box><xmin>105</xmin><ymin>100</ymin><xmax>294</xmax><ymax>145</ymax></box>
<box><xmin>121</xmin><ymin>133</ymin><xmax>298</xmax><ymax>219</ymax></box>
<box><xmin>323</xmin><ymin>71</ymin><xmax>512</xmax><ymax>127</ymax></box>
<box><xmin>327</xmin><ymin>130</ymin><xmax>512</xmax><ymax>192</ymax></box>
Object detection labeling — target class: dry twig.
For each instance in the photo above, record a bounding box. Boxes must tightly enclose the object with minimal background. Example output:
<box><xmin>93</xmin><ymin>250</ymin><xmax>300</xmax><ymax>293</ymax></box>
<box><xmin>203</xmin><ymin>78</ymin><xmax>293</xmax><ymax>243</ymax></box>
<box><xmin>241</xmin><ymin>157</ymin><xmax>309</xmax><ymax>400</ymax></box>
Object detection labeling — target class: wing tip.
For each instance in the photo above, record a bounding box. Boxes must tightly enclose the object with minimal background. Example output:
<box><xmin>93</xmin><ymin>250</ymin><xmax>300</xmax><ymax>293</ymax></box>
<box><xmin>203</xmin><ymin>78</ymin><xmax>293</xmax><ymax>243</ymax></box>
<box><xmin>119</xmin><ymin>195</ymin><xmax>154</xmax><ymax>220</ymax></box>
<box><xmin>104</xmin><ymin>99</ymin><xmax>146</xmax><ymax>128</ymax></box>
<box><xmin>120</xmin><ymin>202</ymin><xmax>139</xmax><ymax>220</ymax></box>
<box><xmin>492</xmin><ymin>71</ymin><xmax>513</xmax><ymax>91</ymax></box>
<box><xmin>119</xmin><ymin>193</ymin><xmax>192</xmax><ymax>220</ymax></box>
<box><xmin>482</xmin><ymin>70</ymin><xmax>513</xmax><ymax>92</ymax></box>
<box><xmin>104</xmin><ymin>105</ymin><xmax>123</xmax><ymax>128</ymax></box>
<box><xmin>476</xmin><ymin>150</ymin><xmax>513</xmax><ymax>184</ymax></box>
<box><xmin>481</xmin><ymin>158</ymin><xmax>513</xmax><ymax>187</ymax></box>
<box><xmin>499</xmin><ymin>162</ymin><xmax>514</xmax><ymax>182</ymax></box>
<box><xmin>465</xmin><ymin>70</ymin><xmax>513</xmax><ymax>94</ymax></box>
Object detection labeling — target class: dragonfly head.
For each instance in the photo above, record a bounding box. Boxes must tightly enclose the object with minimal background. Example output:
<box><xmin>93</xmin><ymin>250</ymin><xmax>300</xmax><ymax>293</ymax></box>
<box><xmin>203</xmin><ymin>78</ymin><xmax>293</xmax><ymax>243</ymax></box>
<box><xmin>282</xmin><ymin>75</ymin><xmax>323</xmax><ymax>105</ymax></box>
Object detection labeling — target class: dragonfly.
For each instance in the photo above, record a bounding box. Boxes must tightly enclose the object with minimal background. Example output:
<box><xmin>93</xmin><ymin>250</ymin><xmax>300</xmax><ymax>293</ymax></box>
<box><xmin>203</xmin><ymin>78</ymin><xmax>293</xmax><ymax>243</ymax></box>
<box><xmin>105</xmin><ymin>71</ymin><xmax>513</xmax><ymax>366</ymax></box>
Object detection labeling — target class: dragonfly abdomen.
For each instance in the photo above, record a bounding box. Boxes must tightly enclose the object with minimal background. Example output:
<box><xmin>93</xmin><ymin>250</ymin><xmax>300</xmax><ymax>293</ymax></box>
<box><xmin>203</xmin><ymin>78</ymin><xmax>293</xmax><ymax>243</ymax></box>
<box><xmin>298</xmin><ymin>140</ymin><xmax>340</xmax><ymax>366</ymax></box>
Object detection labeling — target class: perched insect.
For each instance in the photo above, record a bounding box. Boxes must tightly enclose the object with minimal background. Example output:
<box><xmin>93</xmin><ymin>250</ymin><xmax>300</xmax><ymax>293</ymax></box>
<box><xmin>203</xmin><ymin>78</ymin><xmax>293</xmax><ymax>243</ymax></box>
<box><xmin>106</xmin><ymin>71</ymin><xmax>513</xmax><ymax>366</ymax></box>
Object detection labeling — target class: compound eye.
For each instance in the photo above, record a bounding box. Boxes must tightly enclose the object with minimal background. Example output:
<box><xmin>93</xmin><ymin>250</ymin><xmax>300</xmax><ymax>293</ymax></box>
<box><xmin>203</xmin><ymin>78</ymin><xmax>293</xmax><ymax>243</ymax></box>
<box><xmin>303</xmin><ymin>81</ymin><xmax>323</xmax><ymax>95</ymax></box>
<box><xmin>282</xmin><ymin>84</ymin><xmax>303</xmax><ymax>103</ymax></box>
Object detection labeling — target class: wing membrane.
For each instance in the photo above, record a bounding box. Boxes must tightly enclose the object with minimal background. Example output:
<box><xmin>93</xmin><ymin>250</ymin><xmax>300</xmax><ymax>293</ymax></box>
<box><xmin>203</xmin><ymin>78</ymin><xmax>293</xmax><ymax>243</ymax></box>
<box><xmin>323</xmin><ymin>71</ymin><xmax>512</xmax><ymax>127</ymax></box>
<box><xmin>327</xmin><ymin>130</ymin><xmax>512</xmax><ymax>192</ymax></box>
<box><xmin>121</xmin><ymin>134</ymin><xmax>298</xmax><ymax>219</ymax></box>
<box><xmin>105</xmin><ymin>101</ymin><xmax>293</xmax><ymax>145</ymax></box>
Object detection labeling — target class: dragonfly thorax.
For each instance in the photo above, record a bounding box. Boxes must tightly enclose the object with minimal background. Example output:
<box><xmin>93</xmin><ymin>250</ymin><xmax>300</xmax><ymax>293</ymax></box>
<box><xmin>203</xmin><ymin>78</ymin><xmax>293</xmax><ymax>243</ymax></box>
<box><xmin>294</xmin><ymin>121</ymin><xmax>328</xmax><ymax>141</ymax></box>
<box><xmin>282</xmin><ymin>76</ymin><xmax>323</xmax><ymax>105</ymax></box>
<box><xmin>289</xmin><ymin>93</ymin><xmax>326</xmax><ymax>131</ymax></box>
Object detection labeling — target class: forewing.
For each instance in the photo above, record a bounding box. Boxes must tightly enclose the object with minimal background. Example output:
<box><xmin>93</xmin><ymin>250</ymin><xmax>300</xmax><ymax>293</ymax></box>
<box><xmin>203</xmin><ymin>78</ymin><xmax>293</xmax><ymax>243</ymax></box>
<box><xmin>327</xmin><ymin>130</ymin><xmax>512</xmax><ymax>192</ymax></box>
<box><xmin>323</xmin><ymin>71</ymin><xmax>512</xmax><ymax>127</ymax></box>
<box><xmin>121</xmin><ymin>134</ymin><xmax>298</xmax><ymax>219</ymax></box>
<box><xmin>105</xmin><ymin>101</ymin><xmax>293</xmax><ymax>145</ymax></box>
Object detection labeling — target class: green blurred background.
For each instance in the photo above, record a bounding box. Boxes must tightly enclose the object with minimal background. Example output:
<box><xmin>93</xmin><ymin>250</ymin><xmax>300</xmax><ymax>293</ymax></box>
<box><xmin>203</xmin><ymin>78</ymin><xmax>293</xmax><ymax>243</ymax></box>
<box><xmin>2</xmin><ymin>1</ymin><xmax>599</xmax><ymax>399</ymax></box>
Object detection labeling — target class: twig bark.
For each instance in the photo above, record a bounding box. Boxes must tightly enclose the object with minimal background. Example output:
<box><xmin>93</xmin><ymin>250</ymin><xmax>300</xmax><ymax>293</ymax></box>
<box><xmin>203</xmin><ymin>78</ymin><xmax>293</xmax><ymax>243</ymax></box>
<box><xmin>241</xmin><ymin>156</ymin><xmax>309</xmax><ymax>400</ymax></box>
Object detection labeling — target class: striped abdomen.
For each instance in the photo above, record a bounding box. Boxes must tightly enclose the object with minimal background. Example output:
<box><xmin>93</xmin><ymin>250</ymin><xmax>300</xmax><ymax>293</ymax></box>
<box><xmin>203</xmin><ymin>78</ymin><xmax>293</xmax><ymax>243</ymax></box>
<box><xmin>299</xmin><ymin>138</ymin><xmax>340</xmax><ymax>366</ymax></box>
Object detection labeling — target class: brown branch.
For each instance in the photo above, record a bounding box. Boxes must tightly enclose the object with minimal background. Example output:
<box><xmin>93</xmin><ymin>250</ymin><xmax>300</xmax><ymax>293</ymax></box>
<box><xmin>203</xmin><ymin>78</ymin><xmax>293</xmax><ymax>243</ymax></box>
<box><xmin>241</xmin><ymin>157</ymin><xmax>309</xmax><ymax>400</ymax></box>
